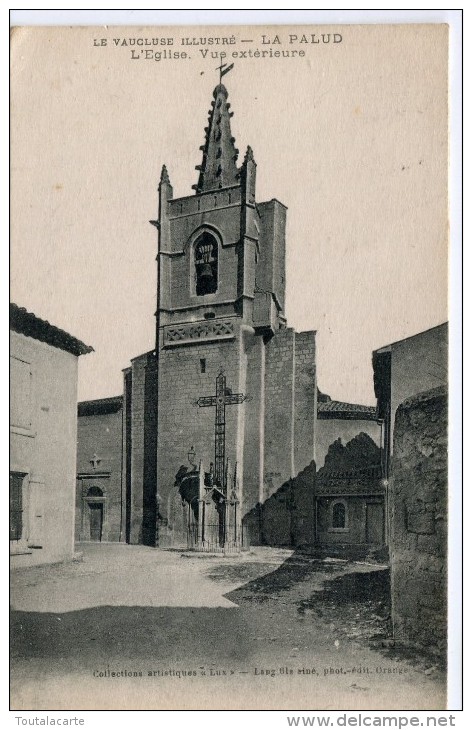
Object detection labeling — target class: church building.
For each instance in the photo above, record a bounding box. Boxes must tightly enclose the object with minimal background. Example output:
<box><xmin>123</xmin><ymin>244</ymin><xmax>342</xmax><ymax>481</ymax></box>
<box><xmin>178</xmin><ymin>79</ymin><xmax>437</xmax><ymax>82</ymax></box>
<box><xmin>123</xmin><ymin>80</ymin><xmax>317</xmax><ymax>548</ymax></box>
<box><xmin>76</xmin><ymin>80</ymin><xmax>384</xmax><ymax>550</ymax></box>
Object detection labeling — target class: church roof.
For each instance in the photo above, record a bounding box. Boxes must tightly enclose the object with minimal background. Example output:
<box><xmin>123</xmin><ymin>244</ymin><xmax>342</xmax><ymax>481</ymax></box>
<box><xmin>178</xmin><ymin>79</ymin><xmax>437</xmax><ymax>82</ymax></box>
<box><xmin>317</xmin><ymin>399</ymin><xmax>377</xmax><ymax>421</ymax></box>
<box><xmin>10</xmin><ymin>303</ymin><xmax>93</xmax><ymax>357</ymax></box>
<box><xmin>78</xmin><ymin>395</ymin><xmax>123</xmax><ymax>416</ymax></box>
<box><xmin>193</xmin><ymin>83</ymin><xmax>240</xmax><ymax>193</ymax></box>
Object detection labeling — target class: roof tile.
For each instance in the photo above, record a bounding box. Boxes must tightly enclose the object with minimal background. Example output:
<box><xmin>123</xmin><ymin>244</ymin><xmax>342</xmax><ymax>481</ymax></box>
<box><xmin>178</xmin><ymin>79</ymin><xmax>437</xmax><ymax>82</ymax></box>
<box><xmin>10</xmin><ymin>303</ymin><xmax>93</xmax><ymax>357</ymax></box>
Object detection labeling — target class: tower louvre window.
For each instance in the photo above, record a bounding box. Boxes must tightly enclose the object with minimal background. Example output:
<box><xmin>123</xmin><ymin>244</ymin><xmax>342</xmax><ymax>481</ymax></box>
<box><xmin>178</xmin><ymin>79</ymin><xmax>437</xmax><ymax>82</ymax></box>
<box><xmin>195</xmin><ymin>232</ymin><xmax>218</xmax><ymax>296</ymax></box>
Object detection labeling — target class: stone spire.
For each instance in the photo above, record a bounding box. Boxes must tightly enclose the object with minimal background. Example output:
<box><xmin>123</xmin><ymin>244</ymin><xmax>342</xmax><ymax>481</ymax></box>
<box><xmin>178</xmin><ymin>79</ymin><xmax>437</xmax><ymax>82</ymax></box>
<box><xmin>193</xmin><ymin>83</ymin><xmax>239</xmax><ymax>194</ymax></box>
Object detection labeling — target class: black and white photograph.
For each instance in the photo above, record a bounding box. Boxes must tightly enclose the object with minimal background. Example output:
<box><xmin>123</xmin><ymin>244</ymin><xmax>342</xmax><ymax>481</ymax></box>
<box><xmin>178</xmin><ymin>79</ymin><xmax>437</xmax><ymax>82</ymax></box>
<box><xmin>9</xmin><ymin>15</ymin><xmax>458</xmax><ymax>713</ymax></box>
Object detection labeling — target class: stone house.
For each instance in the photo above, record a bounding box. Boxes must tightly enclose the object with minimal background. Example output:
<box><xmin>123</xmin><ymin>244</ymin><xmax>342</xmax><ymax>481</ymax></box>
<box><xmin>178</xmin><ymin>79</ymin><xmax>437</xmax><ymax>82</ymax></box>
<box><xmin>373</xmin><ymin>322</ymin><xmax>448</xmax><ymax>480</ymax></box>
<box><xmin>373</xmin><ymin>324</ymin><xmax>448</xmax><ymax>658</ymax></box>
<box><xmin>10</xmin><ymin>303</ymin><xmax>92</xmax><ymax>566</ymax></box>
<box><xmin>75</xmin><ymin>396</ymin><xmax>124</xmax><ymax>543</ymax></box>
<box><xmin>315</xmin><ymin>433</ymin><xmax>384</xmax><ymax>547</ymax></box>
<box><xmin>316</xmin><ymin>392</ymin><xmax>380</xmax><ymax>467</ymax></box>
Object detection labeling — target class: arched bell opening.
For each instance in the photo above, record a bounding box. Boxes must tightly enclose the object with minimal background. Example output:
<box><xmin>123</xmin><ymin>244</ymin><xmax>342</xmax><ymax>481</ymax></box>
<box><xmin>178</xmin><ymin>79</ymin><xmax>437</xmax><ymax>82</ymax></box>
<box><xmin>194</xmin><ymin>232</ymin><xmax>218</xmax><ymax>296</ymax></box>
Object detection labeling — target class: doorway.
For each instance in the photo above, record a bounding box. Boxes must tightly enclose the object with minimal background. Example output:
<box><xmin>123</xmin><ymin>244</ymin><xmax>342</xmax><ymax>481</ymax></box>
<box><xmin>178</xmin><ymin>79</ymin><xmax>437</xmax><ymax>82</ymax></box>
<box><xmin>82</xmin><ymin>485</ymin><xmax>106</xmax><ymax>542</ymax></box>
<box><xmin>366</xmin><ymin>501</ymin><xmax>385</xmax><ymax>544</ymax></box>
<box><xmin>89</xmin><ymin>502</ymin><xmax>103</xmax><ymax>542</ymax></box>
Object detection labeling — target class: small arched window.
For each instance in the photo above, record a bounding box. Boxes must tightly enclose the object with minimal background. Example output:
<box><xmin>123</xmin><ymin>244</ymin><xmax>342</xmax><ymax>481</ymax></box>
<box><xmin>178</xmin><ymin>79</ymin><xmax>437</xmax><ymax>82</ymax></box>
<box><xmin>87</xmin><ymin>486</ymin><xmax>103</xmax><ymax>498</ymax></box>
<box><xmin>195</xmin><ymin>232</ymin><xmax>218</xmax><ymax>296</ymax></box>
<box><xmin>332</xmin><ymin>501</ymin><xmax>346</xmax><ymax>529</ymax></box>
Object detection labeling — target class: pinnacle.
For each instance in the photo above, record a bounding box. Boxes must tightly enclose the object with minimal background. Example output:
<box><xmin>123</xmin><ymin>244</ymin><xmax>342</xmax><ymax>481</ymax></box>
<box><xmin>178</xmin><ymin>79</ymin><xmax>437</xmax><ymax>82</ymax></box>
<box><xmin>160</xmin><ymin>165</ymin><xmax>170</xmax><ymax>184</ymax></box>
<box><xmin>213</xmin><ymin>83</ymin><xmax>229</xmax><ymax>99</ymax></box>
<box><xmin>242</xmin><ymin>146</ymin><xmax>255</xmax><ymax>165</ymax></box>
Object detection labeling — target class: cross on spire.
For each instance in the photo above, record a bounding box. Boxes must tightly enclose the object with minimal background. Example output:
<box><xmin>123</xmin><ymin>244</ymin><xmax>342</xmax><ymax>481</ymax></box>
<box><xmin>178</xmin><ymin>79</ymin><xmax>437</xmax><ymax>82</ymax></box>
<box><xmin>216</xmin><ymin>61</ymin><xmax>234</xmax><ymax>84</ymax></box>
<box><xmin>196</xmin><ymin>370</ymin><xmax>247</xmax><ymax>490</ymax></box>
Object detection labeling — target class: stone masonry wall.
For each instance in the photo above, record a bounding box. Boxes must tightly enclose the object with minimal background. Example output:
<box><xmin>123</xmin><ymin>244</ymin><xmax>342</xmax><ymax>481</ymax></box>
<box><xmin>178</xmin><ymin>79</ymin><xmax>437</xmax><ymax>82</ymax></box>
<box><xmin>76</xmin><ymin>407</ymin><xmax>123</xmax><ymax>542</ymax></box>
<box><xmin>129</xmin><ymin>351</ymin><xmax>158</xmax><ymax>546</ymax></box>
<box><xmin>390</xmin><ymin>385</ymin><xmax>447</xmax><ymax>659</ymax></box>
<box><xmin>315</xmin><ymin>433</ymin><xmax>384</xmax><ymax>546</ymax></box>
<box><xmin>157</xmin><ymin>334</ymin><xmax>241</xmax><ymax>547</ymax></box>
<box><xmin>389</xmin><ymin>324</ymin><xmax>448</xmax><ymax>456</ymax></box>
<box><xmin>294</xmin><ymin>331</ymin><xmax>317</xmax><ymax>475</ymax></box>
<box><xmin>316</xmin><ymin>497</ymin><xmax>382</xmax><ymax>545</ymax></box>
<box><xmin>156</xmin><ymin>322</ymin><xmax>317</xmax><ymax>548</ymax></box>
<box><xmin>264</xmin><ymin>328</ymin><xmax>295</xmax><ymax>499</ymax></box>
<box><xmin>256</xmin><ymin>200</ymin><xmax>286</xmax><ymax>314</ymax></box>
<box><xmin>241</xmin><ymin>333</ymin><xmax>264</xmax><ymax>519</ymax></box>
<box><xmin>243</xmin><ymin>461</ymin><xmax>316</xmax><ymax>547</ymax></box>
<box><xmin>161</xmin><ymin>196</ymin><xmax>242</xmax><ymax>317</ymax></box>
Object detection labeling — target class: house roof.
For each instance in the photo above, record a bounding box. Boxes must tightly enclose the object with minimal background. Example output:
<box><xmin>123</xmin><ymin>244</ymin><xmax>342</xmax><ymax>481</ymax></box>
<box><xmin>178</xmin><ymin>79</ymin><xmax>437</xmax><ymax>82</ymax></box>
<box><xmin>372</xmin><ymin>321</ymin><xmax>448</xmax><ymax>355</ymax></box>
<box><xmin>78</xmin><ymin>395</ymin><xmax>123</xmax><ymax>416</ymax></box>
<box><xmin>317</xmin><ymin>399</ymin><xmax>377</xmax><ymax>421</ymax></box>
<box><xmin>10</xmin><ymin>303</ymin><xmax>93</xmax><ymax>357</ymax></box>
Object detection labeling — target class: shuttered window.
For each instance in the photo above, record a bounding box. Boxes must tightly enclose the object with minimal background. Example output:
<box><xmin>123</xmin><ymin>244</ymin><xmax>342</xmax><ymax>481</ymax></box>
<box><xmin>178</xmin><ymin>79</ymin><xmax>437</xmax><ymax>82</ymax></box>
<box><xmin>10</xmin><ymin>356</ymin><xmax>32</xmax><ymax>429</ymax></box>
<box><xmin>10</xmin><ymin>473</ymin><xmax>24</xmax><ymax>541</ymax></box>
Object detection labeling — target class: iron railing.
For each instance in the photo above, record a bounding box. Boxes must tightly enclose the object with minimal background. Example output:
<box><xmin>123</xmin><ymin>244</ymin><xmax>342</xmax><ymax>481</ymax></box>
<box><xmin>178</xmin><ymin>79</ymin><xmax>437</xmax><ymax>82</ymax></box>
<box><xmin>187</xmin><ymin>522</ymin><xmax>249</xmax><ymax>553</ymax></box>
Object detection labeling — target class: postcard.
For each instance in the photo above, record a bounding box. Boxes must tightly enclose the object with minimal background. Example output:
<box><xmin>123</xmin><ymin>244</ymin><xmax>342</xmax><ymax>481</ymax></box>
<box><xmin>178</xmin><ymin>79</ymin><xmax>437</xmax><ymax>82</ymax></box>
<box><xmin>10</xmin><ymin>23</ymin><xmax>451</xmax><ymax>711</ymax></box>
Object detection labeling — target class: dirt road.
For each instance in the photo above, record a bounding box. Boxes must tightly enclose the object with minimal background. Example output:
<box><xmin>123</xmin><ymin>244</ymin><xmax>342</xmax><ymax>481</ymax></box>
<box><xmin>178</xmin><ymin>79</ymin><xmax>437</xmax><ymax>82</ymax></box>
<box><xmin>10</xmin><ymin>544</ymin><xmax>445</xmax><ymax>710</ymax></box>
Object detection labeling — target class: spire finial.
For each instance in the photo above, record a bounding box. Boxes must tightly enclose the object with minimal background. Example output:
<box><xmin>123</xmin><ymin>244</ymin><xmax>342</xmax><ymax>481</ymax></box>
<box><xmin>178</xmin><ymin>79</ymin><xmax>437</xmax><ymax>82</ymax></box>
<box><xmin>160</xmin><ymin>165</ymin><xmax>170</xmax><ymax>184</ymax></box>
<box><xmin>243</xmin><ymin>146</ymin><xmax>255</xmax><ymax>165</ymax></box>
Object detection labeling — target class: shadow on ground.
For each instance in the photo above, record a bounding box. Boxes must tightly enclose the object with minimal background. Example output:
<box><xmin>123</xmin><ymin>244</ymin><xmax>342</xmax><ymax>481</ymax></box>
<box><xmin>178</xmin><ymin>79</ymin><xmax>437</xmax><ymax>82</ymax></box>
<box><xmin>308</xmin><ymin>567</ymin><xmax>445</xmax><ymax>670</ymax></box>
<box><xmin>11</xmin><ymin>547</ymin><xmax>390</xmax><ymax>668</ymax></box>
<box><xmin>10</xmin><ymin>605</ymin><xmax>251</xmax><ymax>665</ymax></box>
<box><xmin>211</xmin><ymin>554</ymin><xmax>340</xmax><ymax>599</ymax></box>
<box><xmin>215</xmin><ymin>549</ymin><xmax>397</xmax><ymax>659</ymax></box>
<box><xmin>11</xmin><ymin>545</ymin><xmax>441</xmax><ymax>674</ymax></box>
<box><xmin>219</xmin><ymin>546</ymin><xmax>388</xmax><ymax>604</ymax></box>
<box><xmin>298</xmin><ymin>567</ymin><xmax>392</xmax><ymax>643</ymax></box>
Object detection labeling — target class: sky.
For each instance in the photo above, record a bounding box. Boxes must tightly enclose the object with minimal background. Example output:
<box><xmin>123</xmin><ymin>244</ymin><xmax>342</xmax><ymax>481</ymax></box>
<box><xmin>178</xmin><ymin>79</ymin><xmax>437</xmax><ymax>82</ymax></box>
<box><xmin>10</xmin><ymin>23</ymin><xmax>449</xmax><ymax>405</ymax></box>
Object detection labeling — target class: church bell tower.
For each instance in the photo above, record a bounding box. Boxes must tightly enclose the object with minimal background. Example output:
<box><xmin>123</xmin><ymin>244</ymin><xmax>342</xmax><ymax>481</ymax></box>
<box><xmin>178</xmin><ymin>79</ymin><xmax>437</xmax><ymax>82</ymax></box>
<box><xmin>156</xmin><ymin>81</ymin><xmax>287</xmax><ymax>336</ymax></box>
<box><xmin>153</xmin><ymin>80</ymin><xmax>316</xmax><ymax>548</ymax></box>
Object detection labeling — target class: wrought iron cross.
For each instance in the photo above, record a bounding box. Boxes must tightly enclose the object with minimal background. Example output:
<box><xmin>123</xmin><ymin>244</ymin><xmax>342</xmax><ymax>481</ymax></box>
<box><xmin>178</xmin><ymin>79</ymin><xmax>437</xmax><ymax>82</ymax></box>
<box><xmin>196</xmin><ymin>369</ymin><xmax>247</xmax><ymax>491</ymax></box>
<box><xmin>216</xmin><ymin>61</ymin><xmax>234</xmax><ymax>84</ymax></box>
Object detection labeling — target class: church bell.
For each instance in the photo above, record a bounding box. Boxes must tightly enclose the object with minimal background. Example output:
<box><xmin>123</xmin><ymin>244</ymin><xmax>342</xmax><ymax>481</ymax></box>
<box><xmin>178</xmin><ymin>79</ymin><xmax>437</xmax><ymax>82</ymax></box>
<box><xmin>200</xmin><ymin>262</ymin><xmax>214</xmax><ymax>282</ymax></box>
